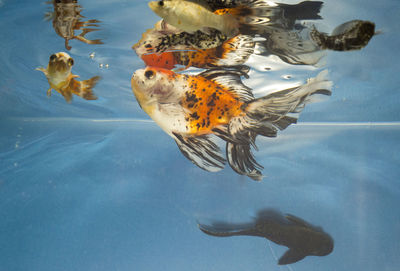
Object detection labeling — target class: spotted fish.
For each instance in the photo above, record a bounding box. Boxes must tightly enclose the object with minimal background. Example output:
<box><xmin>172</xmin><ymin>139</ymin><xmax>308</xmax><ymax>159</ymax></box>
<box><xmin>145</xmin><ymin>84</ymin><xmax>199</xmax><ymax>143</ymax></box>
<box><xmin>139</xmin><ymin>34</ymin><xmax>255</xmax><ymax>71</ymax></box>
<box><xmin>36</xmin><ymin>52</ymin><xmax>100</xmax><ymax>103</ymax></box>
<box><xmin>131</xmin><ymin>67</ymin><xmax>332</xmax><ymax>180</ymax></box>
<box><xmin>133</xmin><ymin>20</ymin><xmax>228</xmax><ymax>56</ymax></box>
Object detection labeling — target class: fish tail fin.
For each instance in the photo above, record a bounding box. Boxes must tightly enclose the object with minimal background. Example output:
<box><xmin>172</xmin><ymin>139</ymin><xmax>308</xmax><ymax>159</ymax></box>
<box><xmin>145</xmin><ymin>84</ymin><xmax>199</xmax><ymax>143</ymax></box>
<box><xmin>74</xmin><ymin>28</ymin><xmax>103</xmax><ymax>46</ymax></box>
<box><xmin>238</xmin><ymin>70</ymin><xmax>332</xmax><ymax>137</ymax></box>
<box><xmin>198</xmin><ymin>224</ymin><xmax>256</xmax><ymax>237</ymax></box>
<box><xmin>69</xmin><ymin>76</ymin><xmax>100</xmax><ymax>100</ymax></box>
<box><xmin>226</xmin><ymin>139</ymin><xmax>264</xmax><ymax>181</ymax></box>
<box><xmin>213</xmin><ymin>35</ymin><xmax>255</xmax><ymax>67</ymax></box>
<box><xmin>279</xmin><ymin>1</ymin><xmax>323</xmax><ymax>21</ymax></box>
<box><xmin>225</xmin><ymin>71</ymin><xmax>332</xmax><ymax>178</ymax></box>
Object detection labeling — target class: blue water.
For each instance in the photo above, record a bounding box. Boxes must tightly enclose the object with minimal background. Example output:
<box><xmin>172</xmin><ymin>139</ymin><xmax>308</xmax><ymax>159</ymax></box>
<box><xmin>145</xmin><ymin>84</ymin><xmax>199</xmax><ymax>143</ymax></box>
<box><xmin>1</xmin><ymin>1</ymin><xmax>399</xmax><ymax>271</ymax></box>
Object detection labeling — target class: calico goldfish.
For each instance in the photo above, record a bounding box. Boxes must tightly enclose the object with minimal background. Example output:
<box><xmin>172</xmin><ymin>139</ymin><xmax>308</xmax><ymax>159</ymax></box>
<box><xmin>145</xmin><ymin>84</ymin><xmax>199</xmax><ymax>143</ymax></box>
<box><xmin>131</xmin><ymin>67</ymin><xmax>332</xmax><ymax>180</ymax></box>
<box><xmin>139</xmin><ymin>34</ymin><xmax>255</xmax><ymax>71</ymax></box>
<box><xmin>36</xmin><ymin>52</ymin><xmax>100</xmax><ymax>103</ymax></box>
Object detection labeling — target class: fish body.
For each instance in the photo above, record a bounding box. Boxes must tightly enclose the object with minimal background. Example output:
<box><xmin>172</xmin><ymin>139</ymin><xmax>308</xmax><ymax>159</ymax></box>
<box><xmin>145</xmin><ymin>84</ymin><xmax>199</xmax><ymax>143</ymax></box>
<box><xmin>148</xmin><ymin>0</ymin><xmax>238</xmax><ymax>36</ymax></box>
<box><xmin>139</xmin><ymin>35</ymin><xmax>255</xmax><ymax>71</ymax></box>
<box><xmin>36</xmin><ymin>52</ymin><xmax>100</xmax><ymax>103</ymax></box>
<box><xmin>131</xmin><ymin>67</ymin><xmax>246</xmax><ymax>136</ymax></box>
<box><xmin>199</xmin><ymin>209</ymin><xmax>334</xmax><ymax>265</ymax></box>
<box><xmin>131</xmin><ymin>67</ymin><xmax>332</xmax><ymax>180</ymax></box>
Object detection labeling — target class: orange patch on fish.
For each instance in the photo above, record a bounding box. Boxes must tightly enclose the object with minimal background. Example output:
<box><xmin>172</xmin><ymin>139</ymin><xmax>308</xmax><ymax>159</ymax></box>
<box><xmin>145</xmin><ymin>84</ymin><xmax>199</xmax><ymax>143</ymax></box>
<box><xmin>180</xmin><ymin>76</ymin><xmax>244</xmax><ymax>134</ymax></box>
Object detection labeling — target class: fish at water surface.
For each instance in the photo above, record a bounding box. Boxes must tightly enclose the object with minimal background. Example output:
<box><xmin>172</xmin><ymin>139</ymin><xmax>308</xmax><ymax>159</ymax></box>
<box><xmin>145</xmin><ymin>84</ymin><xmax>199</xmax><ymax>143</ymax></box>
<box><xmin>199</xmin><ymin>209</ymin><xmax>334</xmax><ymax>265</ymax></box>
<box><xmin>131</xmin><ymin>67</ymin><xmax>332</xmax><ymax>180</ymax></box>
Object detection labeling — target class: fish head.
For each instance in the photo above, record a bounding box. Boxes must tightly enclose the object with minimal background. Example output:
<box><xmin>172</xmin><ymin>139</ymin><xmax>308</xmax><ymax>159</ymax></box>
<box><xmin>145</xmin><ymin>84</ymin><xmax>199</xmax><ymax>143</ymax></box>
<box><xmin>47</xmin><ymin>52</ymin><xmax>74</xmax><ymax>76</ymax></box>
<box><xmin>131</xmin><ymin>66</ymin><xmax>177</xmax><ymax>113</ymax></box>
<box><xmin>309</xmin><ymin>232</ymin><xmax>334</xmax><ymax>256</ymax></box>
<box><xmin>148</xmin><ymin>1</ymin><xmax>174</xmax><ymax>20</ymax></box>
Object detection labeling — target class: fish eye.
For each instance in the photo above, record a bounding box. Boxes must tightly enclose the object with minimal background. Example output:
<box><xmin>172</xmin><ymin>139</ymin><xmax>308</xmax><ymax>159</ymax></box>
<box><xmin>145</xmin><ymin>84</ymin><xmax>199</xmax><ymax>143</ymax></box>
<box><xmin>145</xmin><ymin>70</ymin><xmax>155</xmax><ymax>79</ymax></box>
<box><xmin>68</xmin><ymin>58</ymin><xmax>74</xmax><ymax>66</ymax></box>
<box><xmin>158</xmin><ymin>1</ymin><xmax>164</xmax><ymax>6</ymax></box>
<box><xmin>50</xmin><ymin>54</ymin><xmax>57</xmax><ymax>61</ymax></box>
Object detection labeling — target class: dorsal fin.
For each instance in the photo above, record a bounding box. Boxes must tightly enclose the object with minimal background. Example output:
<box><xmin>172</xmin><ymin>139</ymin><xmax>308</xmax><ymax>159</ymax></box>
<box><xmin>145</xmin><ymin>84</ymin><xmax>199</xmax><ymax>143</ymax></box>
<box><xmin>185</xmin><ymin>0</ymin><xmax>213</xmax><ymax>11</ymax></box>
<box><xmin>199</xmin><ymin>69</ymin><xmax>254</xmax><ymax>102</ymax></box>
<box><xmin>285</xmin><ymin>214</ymin><xmax>313</xmax><ymax>229</ymax></box>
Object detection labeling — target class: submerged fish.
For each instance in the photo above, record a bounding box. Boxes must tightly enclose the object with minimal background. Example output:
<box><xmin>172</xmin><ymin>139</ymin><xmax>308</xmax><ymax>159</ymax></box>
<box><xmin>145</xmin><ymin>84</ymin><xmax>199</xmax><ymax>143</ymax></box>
<box><xmin>36</xmin><ymin>52</ymin><xmax>100</xmax><ymax>103</ymax></box>
<box><xmin>131</xmin><ymin>67</ymin><xmax>331</xmax><ymax>180</ymax></box>
<box><xmin>45</xmin><ymin>0</ymin><xmax>103</xmax><ymax>50</ymax></box>
<box><xmin>199</xmin><ymin>209</ymin><xmax>334</xmax><ymax>265</ymax></box>
<box><xmin>139</xmin><ymin>34</ymin><xmax>255</xmax><ymax>71</ymax></box>
<box><xmin>310</xmin><ymin>20</ymin><xmax>376</xmax><ymax>51</ymax></box>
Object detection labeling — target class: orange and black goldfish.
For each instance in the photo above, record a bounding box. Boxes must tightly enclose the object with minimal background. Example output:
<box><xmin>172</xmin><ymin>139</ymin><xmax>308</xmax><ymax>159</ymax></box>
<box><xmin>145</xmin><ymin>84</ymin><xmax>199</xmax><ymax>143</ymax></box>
<box><xmin>36</xmin><ymin>52</ymin><xmax>100</xmax><ymax>103</ymax></box>
<box><xmin>45</xmin><ymin>0</ymin><xmax>103</xmax><ymax>50</ymax></box>
<box><xmin>199</xmin><ymin>209</ymin><xmax>334</xmax><ymax>265</ymax></box>
<box><xmin>131</xmin><ymin>67</ymin><xmax>331</xmax><ymax>180</ymax></box>
<box><xmin>139</xmin><ymin>35</ymin><xmax>254</xmax><ymax>71</ymax></box>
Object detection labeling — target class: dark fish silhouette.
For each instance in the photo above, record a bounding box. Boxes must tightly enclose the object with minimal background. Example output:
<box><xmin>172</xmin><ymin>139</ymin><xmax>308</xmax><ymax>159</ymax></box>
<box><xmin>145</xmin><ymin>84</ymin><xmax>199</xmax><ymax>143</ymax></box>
<box><xmin>199</xmin><ymin>209</ymin><xmax>334</xmax><ymax>265</ymax></box>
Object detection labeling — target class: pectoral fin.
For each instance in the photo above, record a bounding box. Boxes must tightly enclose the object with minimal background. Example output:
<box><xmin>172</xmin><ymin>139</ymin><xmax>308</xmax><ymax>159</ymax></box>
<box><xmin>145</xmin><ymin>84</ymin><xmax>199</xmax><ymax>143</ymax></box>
<box><xmin>172</xmin><ymin>132</ymin><xmax>226</xmax><ymax>172</ymax></box>
<box><xmin>278</xmin><ymin>249</ymin><xmax>306</xmax><ymax>265</ymax></box>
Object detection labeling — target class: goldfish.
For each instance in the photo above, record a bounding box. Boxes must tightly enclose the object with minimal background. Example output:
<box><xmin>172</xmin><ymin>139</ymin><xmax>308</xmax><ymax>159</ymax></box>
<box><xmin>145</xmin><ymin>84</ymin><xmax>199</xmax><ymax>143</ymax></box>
<box><xmin>131</xmin><ymin>67</ymin><xmax>331</xmax><ymax>180</ymax></box>
<box><xmin>199</xmin><ymin>209</ymin><xmax>334</xmax><ymax>265</ymax></box>
<box><xmin>36</xmin><ymin>52</ymin><xmax>100</xmax><ymax>103</ymax></box>
<box><xmin>139</xmin><ymin>34</ymin><xmax>255</xmax><ymax>71</ymax></box>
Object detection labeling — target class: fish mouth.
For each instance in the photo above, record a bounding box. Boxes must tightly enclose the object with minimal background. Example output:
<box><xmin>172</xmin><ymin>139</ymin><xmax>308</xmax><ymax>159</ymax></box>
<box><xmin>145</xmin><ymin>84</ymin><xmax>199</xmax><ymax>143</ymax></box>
<box><xmin>148</xmin><ymin>1</ymin><xmax>158</xmax><ymax>11</ymax></box>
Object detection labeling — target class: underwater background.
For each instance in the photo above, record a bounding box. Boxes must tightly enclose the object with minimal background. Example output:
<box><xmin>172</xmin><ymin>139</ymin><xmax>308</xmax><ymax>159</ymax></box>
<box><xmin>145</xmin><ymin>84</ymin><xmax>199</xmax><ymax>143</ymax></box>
<box><xmin>0</xmin><ymin>0</ymin><xmax>399</xmax><ymax>270</ymax></box>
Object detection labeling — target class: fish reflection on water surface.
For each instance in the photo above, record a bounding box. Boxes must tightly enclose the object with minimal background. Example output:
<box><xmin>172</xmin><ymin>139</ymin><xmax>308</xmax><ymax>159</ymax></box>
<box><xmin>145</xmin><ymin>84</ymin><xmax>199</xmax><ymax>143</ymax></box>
<box><xmin>199</xmin><ymin>209</ymin><xmax>334</xmax><ymax>265</ymax></box>
<box><xmin>45</xmin><ymin>0</ymin><xmax>103</xmax><ymax>50</ymax></box>
<box><xmin>139</xmin><ymin>32</ymin><xmax>255</xmax><ymax>71</ymax></box>
<box><xmin>36</xmin><ymin>52</ymin><xmax>100</xmax><ymax>103</ymax></box>
<box><xmin>131</xmin><ymin>67</ymin><xmax>331</xmax><ymax>180</ymax></box>
<box><xmin>139</xmin><ymin>1</ymin><xmax>375</xmax><ymax>68</ymax></box>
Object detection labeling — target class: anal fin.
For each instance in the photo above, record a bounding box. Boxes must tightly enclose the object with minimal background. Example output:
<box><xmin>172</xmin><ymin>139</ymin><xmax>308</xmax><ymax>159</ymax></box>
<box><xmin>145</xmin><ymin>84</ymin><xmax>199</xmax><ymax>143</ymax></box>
<box><xmin>278</xmin><ymin>248</ymin><xmax>307</xmax><ymax>265</ymax></box>
<box><xmin>173</xmin><ymin>132</ymin><xmax>226</xmax><ymax>172</ymax></box>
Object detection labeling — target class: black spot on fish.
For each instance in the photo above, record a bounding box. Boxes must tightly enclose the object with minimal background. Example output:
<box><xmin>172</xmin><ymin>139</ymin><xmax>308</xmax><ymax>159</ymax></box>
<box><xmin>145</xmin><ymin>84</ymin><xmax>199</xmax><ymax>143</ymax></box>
<box><xmin>190</xmin><ymin>112</ymin><xmax>200</xmax><ymax>120</ymax></box>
